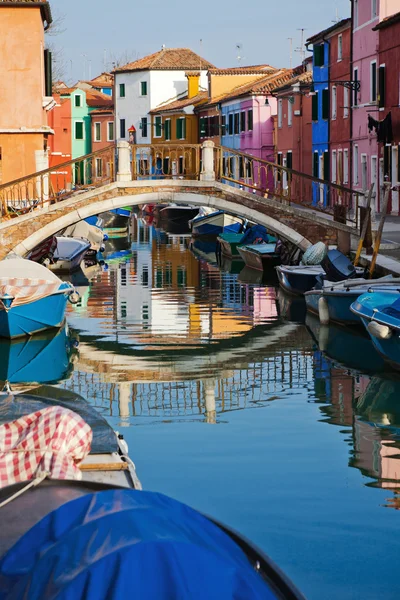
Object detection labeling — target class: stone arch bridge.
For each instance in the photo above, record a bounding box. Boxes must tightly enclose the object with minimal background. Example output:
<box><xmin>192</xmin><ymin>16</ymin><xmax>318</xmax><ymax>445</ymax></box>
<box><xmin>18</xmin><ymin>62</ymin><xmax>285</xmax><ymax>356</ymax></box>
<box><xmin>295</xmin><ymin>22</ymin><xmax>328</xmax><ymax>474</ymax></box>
<box><xmin>0</xmin><ymin>142</ymin><xmax>360</xmax><ymax>259</ymax></box>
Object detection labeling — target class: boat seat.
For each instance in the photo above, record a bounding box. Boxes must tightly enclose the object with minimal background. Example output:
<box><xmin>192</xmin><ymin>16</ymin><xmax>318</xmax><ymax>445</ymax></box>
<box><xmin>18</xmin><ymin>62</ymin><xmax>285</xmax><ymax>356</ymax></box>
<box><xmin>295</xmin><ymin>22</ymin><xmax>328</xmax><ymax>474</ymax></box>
<box><xmin>381</xmin><ymin>297</ymin><xmax>400</xmax><ymax>318</ymax></box>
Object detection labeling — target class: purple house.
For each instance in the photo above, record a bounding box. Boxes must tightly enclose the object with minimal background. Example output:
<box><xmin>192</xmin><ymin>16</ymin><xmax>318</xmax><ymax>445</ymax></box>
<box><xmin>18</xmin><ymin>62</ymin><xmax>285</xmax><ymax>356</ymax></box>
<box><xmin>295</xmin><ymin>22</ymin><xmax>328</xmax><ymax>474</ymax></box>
<box><xmin>220</xmin><ymin>70</ymin><xmax>295</xmax><ymax>191</ymax></box>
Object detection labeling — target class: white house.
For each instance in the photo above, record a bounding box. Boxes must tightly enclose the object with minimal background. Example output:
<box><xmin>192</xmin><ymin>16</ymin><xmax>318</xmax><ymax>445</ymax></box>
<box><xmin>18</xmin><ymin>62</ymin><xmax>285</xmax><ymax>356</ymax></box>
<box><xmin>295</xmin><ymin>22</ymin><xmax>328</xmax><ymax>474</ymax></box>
<box><xmin>113</xmin><ymin>47</ymin><xmax>214</xmax><ymax>145</ymax></box>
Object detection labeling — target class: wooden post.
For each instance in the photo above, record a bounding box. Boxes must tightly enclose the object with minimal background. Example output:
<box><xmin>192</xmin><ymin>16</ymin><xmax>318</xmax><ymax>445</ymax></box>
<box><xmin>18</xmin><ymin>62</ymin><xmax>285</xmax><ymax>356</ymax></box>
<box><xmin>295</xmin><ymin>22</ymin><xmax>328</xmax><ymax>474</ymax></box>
<box><xmin>354</xmin><ymin>183</ymin><xmax>374</xmax><ymax>266</ymax></box>
<box><xmin>369</xmin><ymin>184</ymin><xmax>390</xmax><ymax>278</ymax></box>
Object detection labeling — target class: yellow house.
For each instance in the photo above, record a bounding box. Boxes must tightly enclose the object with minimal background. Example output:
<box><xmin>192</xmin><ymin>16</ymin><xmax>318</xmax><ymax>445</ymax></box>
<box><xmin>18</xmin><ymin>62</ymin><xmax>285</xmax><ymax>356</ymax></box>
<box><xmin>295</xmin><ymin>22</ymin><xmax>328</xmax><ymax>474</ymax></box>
<box><xmin>0</xmin><ymin>0</ymin><xmax>54</xmax><ymax>185</ymax></box>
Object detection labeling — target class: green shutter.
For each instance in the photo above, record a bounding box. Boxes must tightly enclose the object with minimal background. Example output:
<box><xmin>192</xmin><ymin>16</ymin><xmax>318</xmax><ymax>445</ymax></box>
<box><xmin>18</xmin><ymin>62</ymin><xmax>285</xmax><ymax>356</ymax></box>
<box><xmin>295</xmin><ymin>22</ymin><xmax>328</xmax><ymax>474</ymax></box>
<box><xmin>313</xmin><ymin>153</ymin><xmax>319</xmax><ymax>177</ymax></box>
<box><xmin>155</xmin><ymin>116</ymin><xmax>162</xmax><ymax>137</ymax></box>
<box><xmin>119</xmin><ymin>84</ymin><xmax>125</xmax><ymax>98</ymax></box>
<box><xmin>176</xmin><ymin>118</ymin><xmax>182</xmax><ymax>139</ymax></box>
<box><xmin>322</xmin><ymin>89</ymin><xmax>329</xmax><ymax>120</ymax></box>
<box><xmin>314</xmin><ymin>44</ymin><xmax>324</xmax><ymax>67</ymax></box>
<box><xmin>165</xmin><ymin>120</ymin><xmax>171</xmax><ymax>140</ymax></box>
<box><xmin>141</xmin><ymin>81</ymin><xmax>147</xmax><ymax>96</ymax></box>
<box><xmin>312</xmin><ymin>92</ymin><xmax>318</xmax><ymax>121</ymax></box>
<box><xmin>75</xmin><ymin>122</ymin><xmax>83</xmax><ymax>140</ymax></box>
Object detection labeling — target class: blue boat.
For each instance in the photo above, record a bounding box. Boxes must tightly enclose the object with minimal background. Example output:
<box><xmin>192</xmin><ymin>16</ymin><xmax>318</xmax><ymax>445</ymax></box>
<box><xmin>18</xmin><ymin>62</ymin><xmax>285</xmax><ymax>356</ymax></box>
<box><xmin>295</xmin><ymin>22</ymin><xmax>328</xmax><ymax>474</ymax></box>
<box><xmin>191</xmin><ymin>210</ymin><xmax>245</xmax><ymax>237</ymax></box>
<box><xmin>84</xmin><ymin>215</ymin><xmax>104</xmax><ymax>228</ymax></box>
<box><xmin>351</xmin><ymin>290</ymin><xmax>400</xmax><ymax>368</ymax></box>
<box><xmin>276</xmin><ymin>265</ymin><xmax>325</xmax><ymax>296</ymax></box>
<box><xmin>0</xmin><ymin>259</ymin><xmax>76</xmax><ymax>339</ymax></box>
<box><xmin>0</xmin><ymin>326</ymin><xmax>78</xmax><ymax>385</ymax></box>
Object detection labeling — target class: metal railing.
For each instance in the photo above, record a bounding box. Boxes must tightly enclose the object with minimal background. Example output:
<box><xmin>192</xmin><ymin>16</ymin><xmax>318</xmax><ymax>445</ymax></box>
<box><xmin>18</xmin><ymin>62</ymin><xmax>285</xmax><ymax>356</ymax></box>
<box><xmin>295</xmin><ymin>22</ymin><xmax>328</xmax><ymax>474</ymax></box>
<box><xmin>216</xmin><ymin>146</ymin><xmax>364</xmax><ymax>228</ymax></box>
<box><xmin>0</xmin><ymin>145</ymin><xmax>115</xmax><ymax>218</ymax></box>
<box><xmin>131</xmin><ymin>144</ymin><xmax>201</xmax><ymax>181</ymax></box>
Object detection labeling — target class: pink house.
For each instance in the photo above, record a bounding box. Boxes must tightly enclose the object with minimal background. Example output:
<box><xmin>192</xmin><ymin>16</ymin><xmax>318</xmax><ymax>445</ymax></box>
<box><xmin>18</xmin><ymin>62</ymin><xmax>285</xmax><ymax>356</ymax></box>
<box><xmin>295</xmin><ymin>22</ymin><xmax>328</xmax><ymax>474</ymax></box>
<box><xmin>351</xmin><ymin>0</ymin><xmax>398</xmax><ymax>212</ymax></box>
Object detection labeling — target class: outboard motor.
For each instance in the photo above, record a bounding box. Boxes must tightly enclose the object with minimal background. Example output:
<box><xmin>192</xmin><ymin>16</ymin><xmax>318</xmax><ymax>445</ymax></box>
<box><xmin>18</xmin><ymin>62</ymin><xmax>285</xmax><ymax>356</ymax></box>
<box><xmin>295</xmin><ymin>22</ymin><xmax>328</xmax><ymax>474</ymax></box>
<box><xmin>322</xmin><ymin>249</ymin><xmax>357</xmax><ymax>282</ymax></box>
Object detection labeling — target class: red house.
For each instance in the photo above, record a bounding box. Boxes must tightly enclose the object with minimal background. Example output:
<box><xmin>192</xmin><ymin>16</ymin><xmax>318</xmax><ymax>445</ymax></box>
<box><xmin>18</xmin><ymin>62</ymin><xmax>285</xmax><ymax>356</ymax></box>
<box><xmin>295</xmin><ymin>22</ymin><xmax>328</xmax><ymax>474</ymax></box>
<box><xmin>47</xmin><ymin>92</ymin><xmax>72</xmax><ymax>190</ymax></box>
<box><xmin>272</xmin><ymin>67</ymin><xmax>313</xmax><ymax>203</ymax></box>
<box><xmin>326</xmin><ymin>19</ymin><xmax>352</xmax><ymax>190</ymax></box>
<box><xmin>373</xmin><ymin>12</ymin><xmax>400</xmax><ymax>214</ymax></box>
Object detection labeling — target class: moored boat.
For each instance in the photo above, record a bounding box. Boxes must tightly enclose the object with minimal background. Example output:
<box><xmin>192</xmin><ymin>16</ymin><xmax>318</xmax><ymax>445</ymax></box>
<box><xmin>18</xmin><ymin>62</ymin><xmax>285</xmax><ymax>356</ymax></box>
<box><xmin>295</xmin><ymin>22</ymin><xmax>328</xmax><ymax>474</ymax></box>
<box><xmin>158</xmin><ymin>204</ymin><xmax>199</xmax><ymax>224</ymax></box>
<box><xmin>48</xmin><ymin>237</ymin><xmax>91</xmax><ymax>273</ymax></box>
<box><xmin>0</xmin><ymin>259</ymin><xmax>76</xmax><ymax>339</ymax></box>
<box><xmin>61</xmin><ymin>221</ymin><xmax>106</xmax><ymax>255</ymax></box>
<box><xmin>191</xmin><ymin>210</ymin><xmax>244</xmax><ymax>237</ymax></box>
<box><xmin>237</xmin><ymin>243</ymin><xmax>280</xmax><ymax>273</ymax></box>
<box><xmin>217</xmin><ymin>232</ymin><xmax>245</xmax><ymax>259</ymax></box>
<box><xmin>276</xmin><ymin>265</ymin><xmax>325</xmax><ymax>295</ymax></box>
<box><xmin>351</xmin><ymin>290</ymin><xmax>400</xmax><ymax>368</ymax></box>
<box><xmin>100</xmin><ymin>208</ymin><xmax>131</xmax><ymax>231</ymax></box>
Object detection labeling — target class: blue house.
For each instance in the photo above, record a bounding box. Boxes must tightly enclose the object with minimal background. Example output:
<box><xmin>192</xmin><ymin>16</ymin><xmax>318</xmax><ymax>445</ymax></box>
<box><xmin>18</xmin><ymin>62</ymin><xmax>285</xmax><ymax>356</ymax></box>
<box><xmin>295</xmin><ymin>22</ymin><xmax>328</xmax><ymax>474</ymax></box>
<box><xmin>306</xmin><ymin>32</ymin><xmax>330</xmax><ymax>205</ymax></box>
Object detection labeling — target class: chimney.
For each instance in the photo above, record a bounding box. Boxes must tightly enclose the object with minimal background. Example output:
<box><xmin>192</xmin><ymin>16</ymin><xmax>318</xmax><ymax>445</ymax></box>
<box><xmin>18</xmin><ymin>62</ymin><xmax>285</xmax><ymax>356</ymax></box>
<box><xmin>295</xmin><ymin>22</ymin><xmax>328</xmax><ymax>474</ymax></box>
<box><xmin>186</xmin><ymin>71</ymin><xmax>200</xmax><ymax>99</ymax></box>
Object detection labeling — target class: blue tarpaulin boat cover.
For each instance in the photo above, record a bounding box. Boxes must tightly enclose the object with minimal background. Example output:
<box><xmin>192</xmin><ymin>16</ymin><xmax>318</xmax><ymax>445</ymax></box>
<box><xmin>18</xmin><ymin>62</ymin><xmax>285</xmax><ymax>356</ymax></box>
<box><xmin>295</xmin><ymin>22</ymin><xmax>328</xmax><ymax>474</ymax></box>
<box><xmin>0</xmin><ymin>489</ymin><xmax>277</xmax><ymax>600</ymax></box>
<box><xmin>240</xmin><ymin>225</ymin><xmax>272</xmax><ymax>245</ymax></box>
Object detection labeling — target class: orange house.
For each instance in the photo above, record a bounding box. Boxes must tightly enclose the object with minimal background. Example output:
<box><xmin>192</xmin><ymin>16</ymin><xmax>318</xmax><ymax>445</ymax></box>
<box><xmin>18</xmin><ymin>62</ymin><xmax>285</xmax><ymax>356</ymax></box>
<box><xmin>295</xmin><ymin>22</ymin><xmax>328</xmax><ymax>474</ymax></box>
<box><xmin>0</xmin><ymin>0</ymin><xmax>53</xmax><ymax>185</ymax></box>
<box><xmin>47</xmin><ymin>91</ymin><xmax>72</xmax><ymax>190</ymax></box>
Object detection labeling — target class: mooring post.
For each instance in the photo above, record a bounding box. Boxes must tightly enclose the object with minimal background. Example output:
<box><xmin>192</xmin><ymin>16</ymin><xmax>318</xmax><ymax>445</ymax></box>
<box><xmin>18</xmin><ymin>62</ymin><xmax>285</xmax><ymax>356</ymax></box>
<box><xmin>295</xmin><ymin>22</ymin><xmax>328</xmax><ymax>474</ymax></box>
<box><xmin>200</xmin><ymin>140</ymin><xmax>215</xmax><ymax>182</ymax></box>
<box><xmin>116</xmin><ymin>141</ymin><xmax>132</xmax><ymax>182</ymax></box>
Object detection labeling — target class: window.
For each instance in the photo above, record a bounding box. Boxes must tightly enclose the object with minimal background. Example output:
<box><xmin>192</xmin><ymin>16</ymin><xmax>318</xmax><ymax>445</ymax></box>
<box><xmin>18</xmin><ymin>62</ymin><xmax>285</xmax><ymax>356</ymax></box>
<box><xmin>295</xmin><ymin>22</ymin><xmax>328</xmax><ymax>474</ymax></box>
<box><xmin>228</xmin><ymin>114</ymin><xmax>234</xmax><ymax>135</ymax></box>
<box><xmin>240</xmin><ymin>111</ymin><xmax>246</xmax><ymax>132</ymax></box>
<box><xmin>277</xmin><ymin>152</ymin><xmax>282</xmax><ymax>182</ymax></box>
<box><xmin>141</xmin><ymin>117</ymin><xmax>148</xmax><ymax>138</ymax></box>
<box><xmin>313</xmin><ymin>152</ymin><xmax>319</xmax><ymax>178</ymax></box>
<box><xmin>287</xmin><ymin>98</ymin><xmax>293</xmax><ymax>127</ymax></box>
<box><xmin>154</xmin><ymin>116</ymin><xmax>162</xmax><ymax>138</ymax></box>
<box><xmin>314</xmin><ymin>44</ymin><xmax>324</xmax><ymax>67</ymax></box>
<box><xmin>353</xmin><ymin>145</ymin><xmax>359</xmax><ymax>185</ymax></box>
<box><xmin>322</xmin><ymin>88</ymin><xmax>329</xmax><ymax>120</ymax></box>
<box><xmin>94</xmin><ymin>122</ymin><xmax>101</xmax><ymax>142</ymax></box>
<box><xmin>353</xmin><ymin>68</ymin><xmax>359</xmax><ymax>106</ymax></box>
<box><xmin>210</xmin><ymin>116</ymin><xmax>220</xmax><ymax>136</ymax></box>
<box><xmin>74</xmin><ymin>94</ymin><xmax>82</xmax><ymax>108</ymax></box>
<box><xmin>95</xmin><ymin>158</ymin><xmax>102</xmax><ymax>178</ymax></box>
<box><xmin>176</xmin><ymin>117</ymin><xmax>186</xmax><ymax>140</ymax></box>
<box><xmin>107</xmin><ymin>121</ymin><xmax>114</xmax><ymax>141</ymax></box>
<box><xmin>323</xmin><ymin>151</ymin><xmax>329</xmax><ymax>181</ymax></box>
<box><xmin>119</xmin><ymin>83</ymin><xmax>126</xmax><ymax>98</ymax></box>
<box><xmin>378</xmin><ymin>65</ymin><xmax>386</xmax><ymax>109</ymax></box>
<box><xmin>338</xmin><ymin>150</ymin><xmax>343</xmax><ymax>183</ymax></box>
<box><xmin>278</xmin><ymin>99</ymin><xmax>283</xmax><ymax>128</ymax></box>
<box><xmin>247</xmin><ymin>109</ymin><xmax>253</xmax><ymax>131</ymax></box>
<box><xmin>286</xmin><ymin>151</ymin><xmax>293</xmax><ymax>170</ymax></box>
<box><xmin>343</xmin><ymin>87</ymin><xmax>349</xmax><ymax>118</ymax></box>
<box><xmin>221</xmin><ymin>114</ymin><xmax>226</xmax><ymax>135</ymax></box>
<box><xmin>312</xmin><ymin>92</ymin><xmax>318</xmax><ymax>121</ymax></box>
<box><xmin>343</xmin><ymin>149</ymin><xmax>349</xmax><ymax>184</ymax></box>
<box><xmin>75</xmin><ymin>121</ymin><xmax>84</xmax><ymax>140</ymax></box>
<box><xmin>332</xmin><ymin>86</ymin><xmax>337</xmax><ymax>120</ymax></box>
<box><xmin>199</xmin><ymin>116</ymin><xmax>206</xmax><ymax>137</ymax></box>
<box><xmin>164</xmin><ymin>119</ymin><xmax>171</xmax><ymax>140</ymax></box>
<box><xmin>338</xmin><ymin>34</ymin><xmax>343</xmax><ymax>60</ymax></box>
<box><xmin>371</xmin><ymin>61</ymin><xmax>377</xmax><ymax>102</ymax></box>
<box><xmin>120</xmin><ymin>118</ymin><xmax>126</xmax><ymax>139</ymax></box>
<box><xmin>141</xmin><ymin>81</ymin><xmax>147</xmax><ymax>96</ymax></box>
<box><xmin>332</xmin><ymin>150</ymin><xmax>337</xmax><ymax>182</ymax></box>
<box><xmin>234</xmin><ymin>113</ymin><xmax>240</xmax><ymax>135</ymax></box>
<box><xmin>372</xmin><ymin>0</ymin><xmax>377</xmax><ymax>18</ymax></box>
<box><xmin>361</xmin><ymin>154</ymin><xmax>368</xmax><ymax>190</ymax></box>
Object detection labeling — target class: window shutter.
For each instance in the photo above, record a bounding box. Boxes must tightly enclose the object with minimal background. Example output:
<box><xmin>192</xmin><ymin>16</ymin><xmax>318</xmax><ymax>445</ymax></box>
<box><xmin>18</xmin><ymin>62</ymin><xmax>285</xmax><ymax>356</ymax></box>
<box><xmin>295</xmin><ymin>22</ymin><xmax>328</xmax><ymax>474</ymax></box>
<box><xmin>228</xmin><ymin>114</ymin><xmax>233</xmax><ymax>135</ymax></box>
<box><xmin>44</xmin><ymin>49</ymin><xmax>52</xmax><ymax>96</ymax></box>
<box><xmin>240</xmin><ymin>112</ymin><xmax>246</xmax><ymax>132</ymax></box>
<box><xmin>120</xmin><ymin>119</ymin><xmax>125</xmax><ymax>139</ymax></box>
<box><xmin>312</xmin><ymin>92</ymin><xmax>318</xmax><ymax>121</ymax></box>
<box><xmin>247</xmin><ymin>109</ymin><xmax>253</xmax><ymax>131</ymax></box>
<box><xmin>234</xmin><ymin>113</ymin><xmax>240</xmax><ymax>134</ymax></box>
<box><xmin>313</xmin><ymin>153</ymin><xmax>319</xmax><ymax>178</ymax></box>
<box><xmin>322</xmin><ymin>89</ymin><xmax>329</xmax><ymax>120</ymax></box>
<box><xmin>221</xmin><ymin>115</ymin><xmax>226</xmax><ymax>135</ymax></box>
<box><xmin>286</xmin><ymin>152</ymin><xmax>292</xmax><ymax>170</ymax></box>
<box><xmin>176</xmin><ymin>118</ymin><xmax>182</xmax><ymax>139</ymax></box>
<box><xmin>314</xmin><ymin>45</ymin><xmax>324</xmax><ymax>67</ymax></box>
<box><xmin>323</xmin><ymin>151</ymin><xmax>330</xmax><ymax>181</ymax></box>
<box><xmin>378</xmin><ymin>66</ymin><xmax>386</xmax><ymax>109</ymax></box>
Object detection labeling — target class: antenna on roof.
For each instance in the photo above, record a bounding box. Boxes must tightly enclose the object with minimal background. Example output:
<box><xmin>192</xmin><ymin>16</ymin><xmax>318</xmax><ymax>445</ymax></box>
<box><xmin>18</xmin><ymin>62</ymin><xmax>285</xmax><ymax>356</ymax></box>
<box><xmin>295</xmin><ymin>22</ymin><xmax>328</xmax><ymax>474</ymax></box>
<box><xmin>287</xmin><ymin>38</ymin><xmax>293</xmax><ymax>68</ymax></box>
<box><xmin>332</xmin><ymin>2</ymin><xmax>341</xmax><ymax>22</ymax></box>
<box><xmin>236</xmin><ymin>43</ymin><xmax>243</xmax><ymax>65</ymax></box>
<box><xmin>295</xmin><ymin>29</ymin><xmax>307</xmax><ymax>64</ymax></box>
<box><xmin>200</xmin><ymin>39</ymin><xmax>202</xmax><ymax>72</ymax></box>
<box><xmin>161</xmin><ymin>44</ymin><xmax>166</xmax><ymax>51</ymax></box>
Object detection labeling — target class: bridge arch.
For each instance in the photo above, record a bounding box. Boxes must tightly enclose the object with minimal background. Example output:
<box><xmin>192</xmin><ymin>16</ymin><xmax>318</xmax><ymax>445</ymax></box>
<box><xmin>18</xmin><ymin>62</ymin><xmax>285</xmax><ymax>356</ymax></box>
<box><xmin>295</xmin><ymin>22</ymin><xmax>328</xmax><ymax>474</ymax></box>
<box><xmin>6</xmin><ymin>181</ymin><xmax>312</xmax><ymax>258</ymax></box>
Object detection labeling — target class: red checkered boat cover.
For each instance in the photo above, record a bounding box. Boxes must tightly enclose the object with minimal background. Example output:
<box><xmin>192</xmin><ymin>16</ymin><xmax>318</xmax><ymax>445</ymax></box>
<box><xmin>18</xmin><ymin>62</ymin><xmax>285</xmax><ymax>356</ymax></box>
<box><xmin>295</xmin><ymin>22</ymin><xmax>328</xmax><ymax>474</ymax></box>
<box><xmin>0</xmin><ymin>406</ymin><xmax>92</xmax><ymax>487</ymax></box>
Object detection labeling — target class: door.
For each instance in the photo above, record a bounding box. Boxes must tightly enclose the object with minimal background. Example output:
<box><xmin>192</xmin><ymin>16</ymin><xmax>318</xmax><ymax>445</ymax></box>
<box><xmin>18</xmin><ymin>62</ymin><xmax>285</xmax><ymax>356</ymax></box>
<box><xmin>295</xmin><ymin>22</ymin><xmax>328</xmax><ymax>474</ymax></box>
<box><xmin>392</xmin><ymin>146</ymin><xmax>399</xmax><ymax>215</ymax></box>
<box><xmin>319</xmin><ymin>154</ymin><xmax>324</xmax><ymax>204</ymax></box>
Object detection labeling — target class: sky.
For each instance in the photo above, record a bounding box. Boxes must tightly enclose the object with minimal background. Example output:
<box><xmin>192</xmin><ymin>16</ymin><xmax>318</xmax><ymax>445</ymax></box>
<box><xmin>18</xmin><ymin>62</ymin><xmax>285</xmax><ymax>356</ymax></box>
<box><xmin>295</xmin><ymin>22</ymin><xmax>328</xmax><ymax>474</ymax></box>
<box><xmin>47</xmin><ymin>0</ymin><xmax>351</xmax><ymax>84</ymax></box>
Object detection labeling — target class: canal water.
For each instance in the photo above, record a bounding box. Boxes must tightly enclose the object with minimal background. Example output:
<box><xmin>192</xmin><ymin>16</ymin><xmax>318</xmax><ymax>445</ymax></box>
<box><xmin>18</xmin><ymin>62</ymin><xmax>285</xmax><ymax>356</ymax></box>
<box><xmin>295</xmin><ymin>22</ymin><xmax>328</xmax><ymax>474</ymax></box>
<box><xmin>52</xmin><ymin>217</ymin><xmax>400</xmax><ymax>599</ymax></box>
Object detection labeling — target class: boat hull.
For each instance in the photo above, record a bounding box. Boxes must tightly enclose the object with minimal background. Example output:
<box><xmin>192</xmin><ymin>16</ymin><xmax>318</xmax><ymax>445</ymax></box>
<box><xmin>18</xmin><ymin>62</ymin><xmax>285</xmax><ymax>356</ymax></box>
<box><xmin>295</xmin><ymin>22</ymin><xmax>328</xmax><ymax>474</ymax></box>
<box><xmin>276</xmin><ymin>266</ymin><xmax>324</xmax><ymax>296</ymax></box>
<box><xmin>0</xmin><ymin>292</ymin><xmax>70</xmax><ymax>339</ymax></box>
<box><xmin>237</xmin><ymin>245</ymin><xmax>280</xmax><ymax>273</ymax></box>
<box><xmin>217</xmin><ymin>234</ymin><xmax>244</xmax><ymax>259</ymax></box>
<box><xmin>100</xmin><ymin>210</ymin><xmax>130</xmax><ymax>229</ymax></box>
<box><xmin>305</xmin><ymin>289</ymin><xmax>361</xmax><ymax>325</ymax></box>
<box><xmin>192</xmin><ymin>212</ymin><xmax>243</xmax><ymax>237</ymax></box>
<box><xmin>159</xmin><ymin>206</ymin><xmax>199</xmax><ymax>223</ymax></box>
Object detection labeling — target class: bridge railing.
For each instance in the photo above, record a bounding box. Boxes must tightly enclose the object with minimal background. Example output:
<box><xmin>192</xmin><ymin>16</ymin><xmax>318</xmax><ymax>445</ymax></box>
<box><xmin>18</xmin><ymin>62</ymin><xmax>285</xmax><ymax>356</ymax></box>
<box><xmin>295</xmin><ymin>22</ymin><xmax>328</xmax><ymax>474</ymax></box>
<box><xmin>0</xmin><ymin>145</ymin><xmax>115</xmax><ymax>218</ymax></box>
<box><xmin>215</xmin><ymin>146</ymin><xmax>364</xmax><ymax>228</ymax></box>
<box><xmin>130</xmin><ymin>144</ymin><xmax>201</xmax><ymax>180</ymax></box>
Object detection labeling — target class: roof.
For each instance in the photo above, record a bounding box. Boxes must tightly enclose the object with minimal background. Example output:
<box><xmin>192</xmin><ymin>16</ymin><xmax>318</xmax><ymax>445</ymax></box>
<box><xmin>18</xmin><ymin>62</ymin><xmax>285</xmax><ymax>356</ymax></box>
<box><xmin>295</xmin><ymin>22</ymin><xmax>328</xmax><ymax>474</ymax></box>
<box><xmin>90</xmin><ymin>108</ymin><xmax>114</xmax><ymax>116</ymax></box>
<box><xmin>373</xmin><ymin>11</ymin><xmax>400</xmax><ymax>30</ymax></box>
<box><xmin>208</xmin><ymin>65</ymin><xmax>276</xmax><ymax>75</ymax></box>
<box><xmin>88</xmin><ymin>72</ymin><xmax>114</xmax><ymax>87</ymax></box>
<box><xmin>0</xmin><ymin>0</ymin><xmax>52</xmax><ymax>26</ymax></box>
<box><xmin>306</xmin><ymin>17</ymin><xmax>351</xmax><ymax>43</ymax></box>
<box><xmin>196</xmin><ymin>69</ymin><xmax>295</xmax><ymax>110</ymax></box>
<box><xmin>58</xmin><ymin>87</ymin><xmax>77</xmax><ymax>95</ymax></box>
<box><xmin>113</xmin><ymin>47</ymin><xmax>215</xmax><ymax>73</ymax></box>
<box><xmin>271</xmin><ymin>70</ymin><xmax>313</xmax><ymax>94</ymax></box>
<box><xmin>150</xmin><ymin>91</ymin><xmax>208</xmax><ymax>114</ymax></box>
<box><xmin>86</xmin><ymin>90</ymin><xmax>113</xmax><ymax>108</ymax></box>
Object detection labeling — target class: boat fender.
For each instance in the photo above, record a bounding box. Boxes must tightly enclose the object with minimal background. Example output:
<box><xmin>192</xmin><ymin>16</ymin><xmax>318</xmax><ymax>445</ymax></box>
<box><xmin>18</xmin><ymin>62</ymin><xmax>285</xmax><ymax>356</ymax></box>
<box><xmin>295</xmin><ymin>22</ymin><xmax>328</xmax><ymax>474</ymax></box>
<box><xmin>318</xmin><ymin>325</ymin><xmax>330</xmax><ymax>352</ymax></box>
<box><xmin>367</xmin><ymin>321</ymin><xmax>392</xmax><ymax>340</ymax></box>
<box><xmin>318</xmin><ymin>296</ymin><xmax>330</xmax><ymax>325</ymax></box>
<box><xmin>68</xmin><ymin>291</ymin><xmax>80</xmax><ymax>304</ymax></box>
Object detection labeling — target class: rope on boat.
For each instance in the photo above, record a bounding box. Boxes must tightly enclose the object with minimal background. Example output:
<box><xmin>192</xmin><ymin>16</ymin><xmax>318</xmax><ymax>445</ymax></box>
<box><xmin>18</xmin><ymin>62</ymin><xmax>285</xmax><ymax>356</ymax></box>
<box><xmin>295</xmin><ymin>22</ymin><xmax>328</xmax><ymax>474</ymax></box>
<box><xmin>0</xmin><ymin>471</ymin><xmax>48</xmax><ymax>509</ymax></box>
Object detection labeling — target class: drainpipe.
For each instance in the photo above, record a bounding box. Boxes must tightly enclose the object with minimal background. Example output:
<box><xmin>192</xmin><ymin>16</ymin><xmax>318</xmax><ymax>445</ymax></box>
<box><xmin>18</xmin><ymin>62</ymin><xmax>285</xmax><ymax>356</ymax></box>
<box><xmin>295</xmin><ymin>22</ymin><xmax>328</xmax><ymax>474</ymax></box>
<box><xmin>349</xmin><ymin>0</ymin><xmax>354</xmax><ymax>205</ymax></box>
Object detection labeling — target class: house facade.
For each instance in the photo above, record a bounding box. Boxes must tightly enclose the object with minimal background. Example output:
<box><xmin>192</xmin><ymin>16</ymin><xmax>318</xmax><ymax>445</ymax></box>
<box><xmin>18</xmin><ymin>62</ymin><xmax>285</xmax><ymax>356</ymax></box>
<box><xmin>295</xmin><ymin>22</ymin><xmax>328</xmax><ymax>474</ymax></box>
<box><xmin>273</xmin><ymin>69</ymin><xmax>313</xmax><ymax>203</ymax></box>
<box><xmin>0</xmin><ymin>0</ymin><xmax>53</xmax><ymax>184</ymax></box>
<box><xmin>373</xmin><ymin>11</ymin><xmax>400</xmax><ymax>214</ymax></box>
<box><xmin>113</xmin><ymin>48</ymin><xmax>214</xmax><ymax>146</ymax></box>
<box><xmin>47</xmin><ymin>91</ymin><xmax>72</xmax><ymax>189</ymax></box>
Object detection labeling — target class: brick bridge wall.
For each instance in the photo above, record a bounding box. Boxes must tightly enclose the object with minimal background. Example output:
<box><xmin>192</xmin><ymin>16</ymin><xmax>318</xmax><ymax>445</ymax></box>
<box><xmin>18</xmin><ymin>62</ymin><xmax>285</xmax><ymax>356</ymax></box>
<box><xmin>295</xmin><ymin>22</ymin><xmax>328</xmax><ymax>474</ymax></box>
<box><xmin>0</xmin><ymin>180</ymin><xmax>355</xmax><ymax>260</ymax></box>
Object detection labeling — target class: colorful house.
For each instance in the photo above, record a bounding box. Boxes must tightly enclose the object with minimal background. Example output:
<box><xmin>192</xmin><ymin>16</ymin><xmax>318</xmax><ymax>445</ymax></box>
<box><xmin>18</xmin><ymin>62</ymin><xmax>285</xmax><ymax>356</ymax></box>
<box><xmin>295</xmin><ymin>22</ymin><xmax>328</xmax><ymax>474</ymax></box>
<box><xmin>77</xmin><ymin>72</ymin><xmax>114</xmax><ymax>97</ymax></box>
<box><xmin>273</xmin><ymin>68</ymin><xmax>313</xmax><ymax>203</ymax></box>
<box><xmin>47</xmin><ymin>91</ymin><xmax>72</xmax><ymax>190</ymax></box>
<box><xmin>0</xmin><ymin>0</ymin><xmax>53</xmax><ymax>185</ymax></box>
<box><xmin>372</xmin><ymin>11</ymin><xmax>400</xmax><ymax>214</ymax></box>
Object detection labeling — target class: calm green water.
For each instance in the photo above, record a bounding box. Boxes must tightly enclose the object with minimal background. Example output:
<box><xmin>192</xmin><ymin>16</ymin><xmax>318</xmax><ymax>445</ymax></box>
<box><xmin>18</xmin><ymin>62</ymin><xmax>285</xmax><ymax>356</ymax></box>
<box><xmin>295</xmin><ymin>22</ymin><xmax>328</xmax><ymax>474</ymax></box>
<box><xmin>60</xmin><ymin>218</ymin><xmax>400</xmax><ymax>600</ymax></box>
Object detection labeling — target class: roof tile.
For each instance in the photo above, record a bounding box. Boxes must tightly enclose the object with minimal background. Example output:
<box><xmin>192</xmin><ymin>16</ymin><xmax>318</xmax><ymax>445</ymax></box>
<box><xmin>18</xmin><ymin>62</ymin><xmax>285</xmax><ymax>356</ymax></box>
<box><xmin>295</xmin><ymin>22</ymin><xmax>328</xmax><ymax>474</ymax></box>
<box><xmin>150</xmin><ymin>91</ymin><xmax>208</xmax><ymax>114</ymax></box>
<box><xmin>114</xmin><ymin>47</ymin><xmax>215</xmax><ymax>73</ymax></box>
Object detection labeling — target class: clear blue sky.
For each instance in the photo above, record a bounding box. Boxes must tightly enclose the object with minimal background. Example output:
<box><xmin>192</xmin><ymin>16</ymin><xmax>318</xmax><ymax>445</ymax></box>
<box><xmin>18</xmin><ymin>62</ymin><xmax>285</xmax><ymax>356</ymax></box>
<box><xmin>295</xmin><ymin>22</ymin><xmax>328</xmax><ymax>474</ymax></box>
<box><xmin>48</xmin><ymin>0</ymin><xmax>350</xmax><ymax>83</ymax></box>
